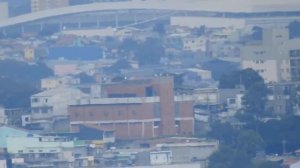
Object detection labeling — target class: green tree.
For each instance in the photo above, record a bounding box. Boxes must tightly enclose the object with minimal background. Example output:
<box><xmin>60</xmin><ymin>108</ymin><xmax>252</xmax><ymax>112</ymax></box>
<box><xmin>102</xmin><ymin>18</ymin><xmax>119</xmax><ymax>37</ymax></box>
<box><xmin>153</xmin><ymin>23</ymin><xmax>166</xmax><ymax>36</ymax></box>
<box><xmin>0</xmin><ymin>77</ymin><xmax>38</xmax><ymax>108</ymax></box>
<box><xmin>119</xmin><ymin>38</ymin><xmax>139</xmax><ymax>53</ymax></box>
<box><xmin>251</xmin><ymin>160</ymin><xmax>281</xmax><ymax>168</ymax></box>
<box><xmin>0</xmin><ymin>60</ymin><xmax>53</xmax><ymax>87</ymax></box>
<box><xmin>75</xmin><ymin>73</ymin><xmax>95</xmax><ymax>84</ymax></box>
<box><xmin>208</xmin><ymin>122</ymin><xmax>238</xmax><ymax>145</ymax></box>
<box><xmin>219</xmin><ymin>69</ymin><xmax>269</xmax><ymax>118</ymax></box>
<box><xmin>203</xmin><ymin>59</ymin><xmax>239</xmax><ymax>80</ymax></box>
<box><xmin>243</xmin><ymin>82</ymin><xmax>269</xmax><ymax>118</ymax></box>
<box><xmin>219</xmin><ymin>69</ymin><xmax>264</xmax><ymax>89</ymax></box>
<box><xmin>258</xmin><ymin>116</ymin><xmax>300</xmax><ymax>154</ymax></box>
<box><xmin>236</xmin><ymin>130</ymin><xmax>265</xmax><ymax>157</ymax></box>
<box><xmin>209</xmin><ymin>145</ymin><xmax>252</xmax><ymax>168</ymax></box>
<box><xmin>110</xmin><ymin>59</ymin><xmax>132</xmax><ymax>71</ymax></box>
<box><xmin>136</xmin><ymin>38</ymin><xmax>165</xmax><ymax>66</ymax></box>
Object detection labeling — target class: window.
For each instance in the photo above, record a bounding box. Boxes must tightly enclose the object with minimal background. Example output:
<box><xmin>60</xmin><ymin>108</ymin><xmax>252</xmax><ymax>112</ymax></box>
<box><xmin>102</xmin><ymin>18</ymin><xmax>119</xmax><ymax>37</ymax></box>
<box><xmin>153</xmin><ymin>103</ymin><xmax>161</xmax><ymax>118</ymax></box>
<box><xmin>290</xmin><ymin>50</ymin><xmax>300</xmax><ymax>57</ymax></box>
<box><xmin>229</xmin><ymin>98</ymin><xmax>236</xmax><ymax>104</ymax></box>
<box><xmin>32</xmin><ymin>108</ymin><xmax>39</xmax><ymax>113</ymax></box>
<box><xmin>132</xmin><ymin>111</ymin><xmax>137</xmax><ymax>116</ymax></box>
<box><xmin>154</xmin><ymin>121</ymin><xmax>160</xmax><ymax>127</ymax></box>
<box><xmin>175</xmin><ymin>120</ymin><xmax>180</xmax><ymax>127</ymax></box>
<box><xmin>32</xmin><ymin>98</ymin><xmax>39</xmax><ymax>103</ymax></box>
<box><xmin>146</xmin><ymin>86</ymin><xmax>154</xmax><ymax>97</ymax></box>
<box><xmin>89</xmin><ymin>112</ymin><xmax>94</xmax><ymax>117</ymax></box>
<box><xmin>174</xmin><ymin>103</ymin><xmax>180</xmax><ymax>117</ymax></box>
<box><xmin>41</xmin><ymin>107</ymin><xmax>48</xmax><ymax>113</ymax></box>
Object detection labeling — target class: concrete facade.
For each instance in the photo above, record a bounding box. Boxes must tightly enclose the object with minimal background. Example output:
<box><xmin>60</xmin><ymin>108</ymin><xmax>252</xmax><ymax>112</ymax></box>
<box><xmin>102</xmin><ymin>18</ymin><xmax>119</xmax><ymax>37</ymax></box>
<box><xmin>241</xmin><ymin>28</ymin><xmax>300</xmax><ymax>83</ymax></box>
<box><xmin>31</xmin><ymin>87</ymin><xmax>86</xmax><ymax>120</ymax></box>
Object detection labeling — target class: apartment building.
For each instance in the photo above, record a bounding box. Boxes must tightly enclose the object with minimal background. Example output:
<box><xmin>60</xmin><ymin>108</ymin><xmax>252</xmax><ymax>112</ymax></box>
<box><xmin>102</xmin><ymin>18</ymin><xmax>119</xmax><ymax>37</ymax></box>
<box><xmin>69</xmin><ymin>77</ymin><xmax>195</xmax><ymax>140</ymax></box>
<box><xmin>31</xmin><ymin>0</ymin><xmax>69</xmax><ymax>12</ymax></box>
<box><xmin>241</xmin><ymin>28</ymin><xmax>300</xmax><ymax>83</ymax></box>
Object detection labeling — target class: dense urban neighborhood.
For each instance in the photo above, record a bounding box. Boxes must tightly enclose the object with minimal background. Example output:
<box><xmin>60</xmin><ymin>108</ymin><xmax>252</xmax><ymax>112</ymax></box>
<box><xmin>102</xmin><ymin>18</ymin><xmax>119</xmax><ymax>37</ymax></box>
<box><xmin>0</xmin><ymin>0</ymin><xmax>300</xmax><ymax>168</ymax></box>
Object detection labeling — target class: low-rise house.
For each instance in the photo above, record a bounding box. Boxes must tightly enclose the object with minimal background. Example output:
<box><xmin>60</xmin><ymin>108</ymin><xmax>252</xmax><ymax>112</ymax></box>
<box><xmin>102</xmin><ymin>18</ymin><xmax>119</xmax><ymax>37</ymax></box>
<box><xmin>25</xmin><ymin>87</ymin><xmax>86</xmax><ymax>130</ymax></box>
<box><xmin>0</xmin><ymin>126</ymin><xmax>30</xmax><ymax>149</ymax></box>
<box><xmin>155</xmin><ymin>140</ymin><xmax>219</xmax><ymax>164</ymax></box>
<box><xmin>6</xmin><ymin>135</ymin><xmax>94</xmax><ymax>168</ymax></box>
<box><xmin>183</xmin><ymin>36</ymin><xmax>207</xmax><ymax>52</ymax></box>
<box><xmin>41</xmin><ymin>76</ymin><xmax>80</xmax><ymax>90</ymax></box>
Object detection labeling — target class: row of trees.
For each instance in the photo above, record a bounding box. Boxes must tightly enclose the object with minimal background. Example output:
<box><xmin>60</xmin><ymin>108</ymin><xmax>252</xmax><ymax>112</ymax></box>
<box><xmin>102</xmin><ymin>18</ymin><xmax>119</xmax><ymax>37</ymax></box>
<box><xmin>208</xmin><ymin>69</ymin><xmax>300</xmax><ymax>167</ymax></box>
<box><xmin>0</xmin><ymin>60</ymin><xmax>53</xmax><ymax>108</ymax></box>
<box><xmin>119</xmin><ymin>38</ymin><xmax>165</xmax><ymax>66</ymax></box>
<box><xmin>219</xmin><ymin>69</ymin><xmax>269</xmax><ymax>119</ymax></box>
<box><xmin>208</xmin><ymin>122</ymin><xmax>281</xmax><ymax>168</ymax></box>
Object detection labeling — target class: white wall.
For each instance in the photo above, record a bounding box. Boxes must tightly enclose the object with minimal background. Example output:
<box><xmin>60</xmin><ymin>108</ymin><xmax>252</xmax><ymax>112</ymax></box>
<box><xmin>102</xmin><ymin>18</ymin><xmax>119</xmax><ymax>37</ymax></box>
<box><xmin>242</xmin><ymin>60</ymin><xmax>279</xmax><ymax>83</ymax></box>
<box><xmin>150</xmin><ymin>151</ymin><xmax>172</xmax><ymax>165</ymax></box>
<box><xmin>0</xmin><ymin>160</ymin><xmax>6</xmax><ymax>168</ymax></box>
<box><xmin>0</xmin><ymin>2</ymin><xmax>8</xmax><ymax>22</ymax></box>
<box><xmin>291</xmin><ymin>161</ymin><xmax>300</xmax><ymax>168</ymax></box>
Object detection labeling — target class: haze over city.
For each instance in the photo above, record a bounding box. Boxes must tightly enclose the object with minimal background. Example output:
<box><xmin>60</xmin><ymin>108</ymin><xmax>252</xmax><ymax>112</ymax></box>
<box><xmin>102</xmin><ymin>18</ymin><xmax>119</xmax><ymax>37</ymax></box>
<box><xmin>0</xmin><ymin>0</ymin><xmax>299</xmax><ymax>168</ymax></box>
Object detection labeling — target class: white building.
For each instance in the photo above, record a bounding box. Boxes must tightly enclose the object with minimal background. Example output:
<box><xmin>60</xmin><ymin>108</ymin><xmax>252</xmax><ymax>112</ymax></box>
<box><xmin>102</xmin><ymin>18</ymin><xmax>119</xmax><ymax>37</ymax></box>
<box><xmin>183</xmin><ymin>37</ymin><xmax>207</xmax><ymax>52</ymax></box>
<box><xmin>150</xmin><ymin>151</ymin><xmax>172</xmax><ymax>165</ymax></box>
<box><xmin>6</xmin><ymin>136</ymin><xmax>74</xmax><ymax>154</ymax></box>
<box><xmin>41</xmin><ymin>76</ymin><xmax>80</xmax><ymax>90</ymax></box>
<box><xmin>0</xmin><ymin>160</ymin><xmax>6</xmax><ymax>168</ymax></box>
<box><xmin>30</xmin><ymin>87</ymin><xmax>86</xmax><ymax>120</ymax></box>
<box><xmin>241</xmin><ymin>28</ymin><xmax>300</xmax><ymax>83</ymax></box>
<box><xmin>291</xmin><ymin>161</ymin><xmax>300</xmax><ymax>168</ymax></box>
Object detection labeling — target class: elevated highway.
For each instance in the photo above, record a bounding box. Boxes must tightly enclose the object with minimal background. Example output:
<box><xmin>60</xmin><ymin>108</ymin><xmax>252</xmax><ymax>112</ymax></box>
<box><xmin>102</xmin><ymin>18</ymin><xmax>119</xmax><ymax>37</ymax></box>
<box><xmin>1</xmin><ymin>0</ymin><xmax>300</xmax><ymax>34</ymax></box>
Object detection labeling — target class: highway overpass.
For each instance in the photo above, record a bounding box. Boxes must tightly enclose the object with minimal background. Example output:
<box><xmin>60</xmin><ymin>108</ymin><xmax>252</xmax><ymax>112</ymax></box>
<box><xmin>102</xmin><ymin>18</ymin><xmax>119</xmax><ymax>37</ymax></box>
<box><xmin>1</xmin><ymin>0</ymin><xmax>300</xmax><ymax>34</ymax></box>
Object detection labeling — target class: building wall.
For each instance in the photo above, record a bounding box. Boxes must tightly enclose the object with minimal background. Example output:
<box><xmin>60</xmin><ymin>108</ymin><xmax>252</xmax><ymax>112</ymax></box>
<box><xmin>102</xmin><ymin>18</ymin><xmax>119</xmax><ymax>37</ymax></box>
<box><xmin>69</xmin><ymin>77</ymin><xmax>194</xmax><ymax>140</ymax></box>
<box><xmin>31</xmin><ymin>87</ymin><xmax>85</xmax><ymax>119</ymax></box>
<box><xmin>0</xmin><ymin>2</ymin><xmax>8</xmax><ymax>22</ymax></box>
<box><xmin>6</xmin><ymin>136</ymin><xmax>74</xmax><ymax>154</ymax></box>
<box><xmin>0</xmin><ymin>160</ymin><xmax>6</xmax><ymax>168</ymax></box>
<box><xmin>183</xmin><ymin>37</ymin><xmax>207</xmax><ymax>52</ymax></box>
<box><xmin>291</xmin><ymin>161</ymin><xmax>300</xmax><ymax>168</ymax></box>
<box><xmin>241</xmin><ymin>28</ymin><xmax>300</xmax><ymax>83</ymax></box>
<box><xmin>242</xmin><ymin>59</ymin><xmax>279</xmax><ymax>83</ymax></box>
<box><xmin>281</xmin><ymin>39</ymin><xmax>300</xmax><ymax>81</ymax></box>
<box><xmin>150</xmin><ymin>151</ymin><xmax>172</xmax><ymax>165</ymax></box>
<box><xmin>0</xmin><ymin>126</ymin><xmax>29</xmax><ymax>148</ymax></box>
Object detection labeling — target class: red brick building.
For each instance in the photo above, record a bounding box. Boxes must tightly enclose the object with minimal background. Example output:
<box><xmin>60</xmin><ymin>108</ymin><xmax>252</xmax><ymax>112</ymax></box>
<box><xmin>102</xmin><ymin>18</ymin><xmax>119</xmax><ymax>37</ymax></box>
<box><xmin>69</xmin><ymin>77</ymin><xmax>194</xmax><ymax>140</ymax></box>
